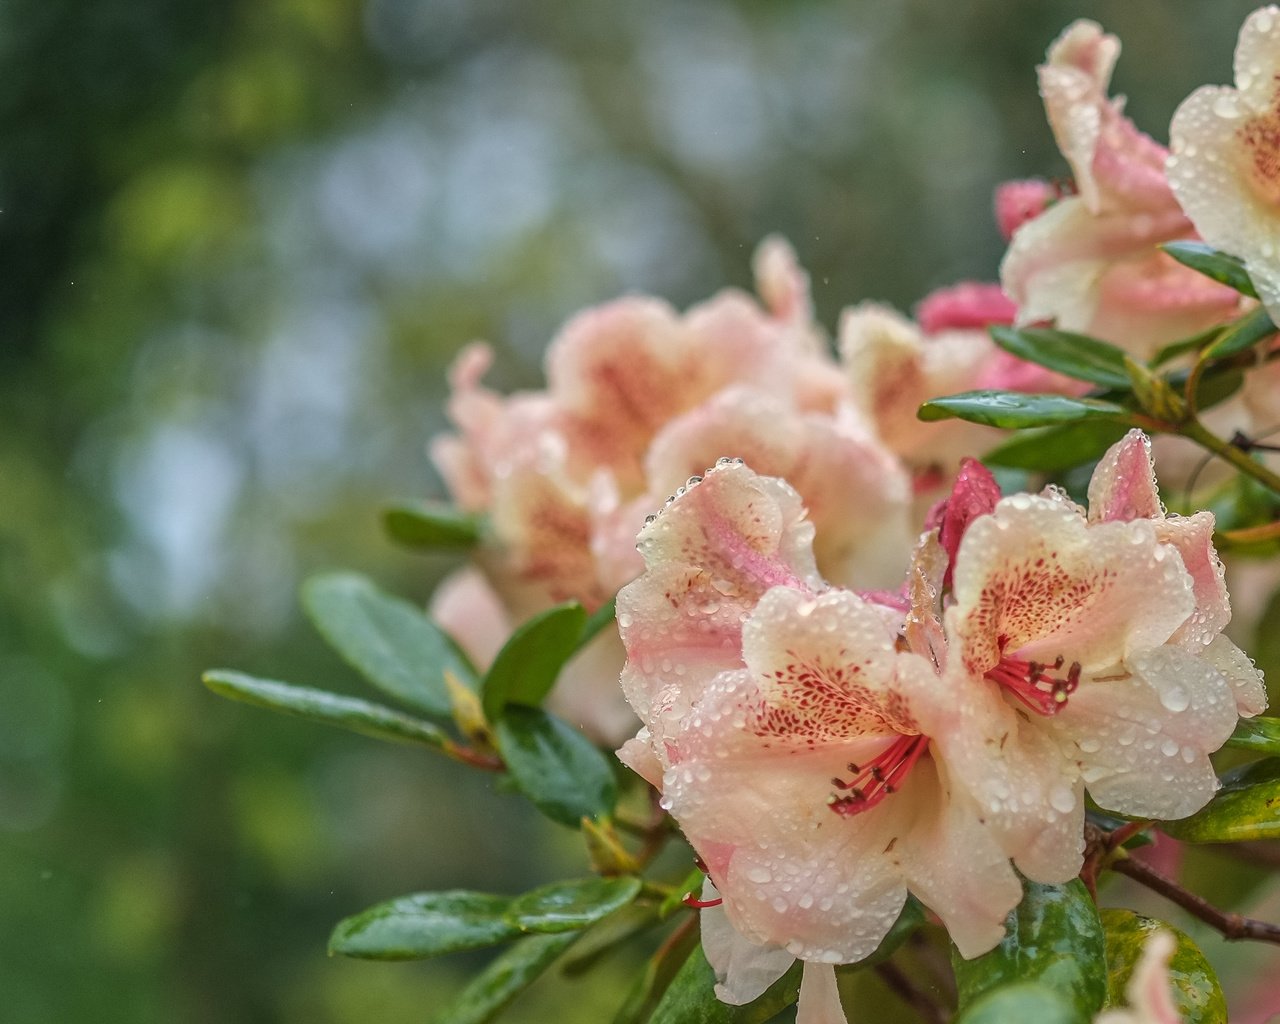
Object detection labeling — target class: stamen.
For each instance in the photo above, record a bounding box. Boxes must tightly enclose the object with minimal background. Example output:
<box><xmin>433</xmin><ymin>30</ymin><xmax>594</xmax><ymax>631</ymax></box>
<box><xmin>682</xmin><ymin>892</ymin><xmax>723</xmax><ymax>909</ymax></box>
<box><xmin>828</xmin><ymin>734</ymin><xmax>929</xmax><ymax>817</ymax></box>
<box><xmin>985</xmin><ymin>651</ymin><xmax>1081</xmax><ymax>716</ymax></box>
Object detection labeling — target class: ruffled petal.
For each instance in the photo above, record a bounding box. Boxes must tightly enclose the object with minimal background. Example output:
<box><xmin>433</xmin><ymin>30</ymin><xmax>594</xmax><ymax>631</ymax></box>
<box><xmin>1056</xmin><ymin>646</ymin><xmax>1239</xmax><ymax>820</ymax></box>
<box><xmin>948</xmin><ymin>496</ymin><xmax>1196</xmax><ymax>675</ymax></box>
<box><xmin>1203</xmin><ymin>634</ymin><xmax>1267</xmax><ymax>717</ymax></box>
<box><xmin>700</xmin><ymin>896</ymin><xmax>796</xmax><ymax>1005</ymax></box>
<box><xmin>1087</xmin><ymin>429</ymin><xmax>1163</xmax><ymax>524</ymax></box>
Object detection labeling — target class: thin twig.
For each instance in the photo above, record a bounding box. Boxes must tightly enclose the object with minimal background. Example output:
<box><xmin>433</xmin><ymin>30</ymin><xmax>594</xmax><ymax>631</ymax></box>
<box><xmin>875</xmin><ymin>960</ymin><xmax>948</xmax><ymax>1024</ymax></box>
<box><xmin>1111</xmin><ymin>855</ymin><xmax>1280</xmax><ymax>945</ymax></box>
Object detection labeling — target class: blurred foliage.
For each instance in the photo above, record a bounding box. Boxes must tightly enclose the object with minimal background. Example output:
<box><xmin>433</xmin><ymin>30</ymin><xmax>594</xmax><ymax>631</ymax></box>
<box><xmin>0</xmin><ymin>0</ymin><xmax>1268</xmax><ymax>1020</ymax></box>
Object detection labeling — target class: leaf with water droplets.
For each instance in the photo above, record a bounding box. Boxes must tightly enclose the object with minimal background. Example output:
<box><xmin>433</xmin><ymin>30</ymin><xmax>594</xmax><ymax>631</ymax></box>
<box><xmin>1159</xmin><ymin>757</ymin><xmax>1280</xmax><ymax>842</ymax></box>
<box><xmin>918</xmin><ymin>391</ymin><xmax>1133</xmax><ymax>429</ymax></box>
<box><xmin>956</xmin><ymin>982</ymin><xmax>1081</xmax><ymax>1024</ymax></box>
<box><xmin>505</xmin><ymin>876</ymin><xmax>641</xmax><ymax>934</ymax></box>
<box><xmin>989</xmin><ymin>326</ymin><xmax>1132</xmax><ymax>389</ymax></box>
<box><xmin>1161</xmin><ymin>241</ymin><xmax>1258</xmax><ymax>298</ymax></box>
<box><xmin>330</xmin><ymin>891</ymin><xmax>520</xmax><ymax>960</ymax></box>
<box><xmin>1100</xmin><ymin>910</ymin><xmax>1226</xmax><ymax>1024</ymax></box>
<box><xmin>952</xmin><ymin>879</ymin><xmax>1106</xmax><ymax>1019</ymax></box>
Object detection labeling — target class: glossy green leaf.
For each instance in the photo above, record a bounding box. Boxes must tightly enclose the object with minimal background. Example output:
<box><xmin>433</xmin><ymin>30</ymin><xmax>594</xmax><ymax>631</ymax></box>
<box><xmin>203</xmin><ymin>670</ymin><xmax>450</xmax><ymax>751</ymax></box>
<box><xmin>506</xmin><ymin>876</ymin><xmax>641</xmax><ymax>934</ymax></box>
<box><xmin>492</xmin><ymin>705</ymin><xmax>617</xmax><ymax>827</ymax></box>
<box><xmin>482</xmin><ymin>602</ymin><xmax>587</xmax><ymax>721</ymax></box>
<box><xmin>1225</xmin><ymin>716</ymin><xmax>1280</xmax><ymax>756</ymax></box>
<box><xmin>958</xmin><ymin>982</ymin><xmax>1081</xmax><ymax>1024</ymax></box>
<box><xmin>431</xmin><ymin>932</ymin><xmax>579</xmax><ymax>1024</ymax></box>
<box><xmin>1162</xmin><ymin>241</ymin><xmax>1258</xmax><ymax>298</ymax></box>
<box><xmin>918</xmin><ymin>391</ymin><xmax>1132</xmax><ymax>429</ymax></box>
<box><xmin>648</xmin><ymin>944</ymin><xmax>802</xmax><ymax>1024</ymax></box>
<box><xmin>983</xmin><ymin>420</ymin><xmax>1129</xmax><ymax>472</ymax></box>
<box><xmin>302</xmin><ymin>571</ymin><xmax>478</xmax><ymax>719</ymax></box>
<box><xmin>1101</xmin><ymin>910</ymin><xmax>1226</xmax><ymax>1024</ymax></box>
<box><xmin>1160</xmin><ymin>757</ymin><xmax>1280</xmax><ymax>843</ymax></box>
<box><xmin>383</xmin><ymin>501</ymin><xmax>482</xmax><ymax>551</ymax></box>
<box><xmin>329</xmin><ymin>891</ymin><xmax>519</xmax><ymax>960</ymax></box>
<box><xmin>989</xmin><ymin>326</ymin><xmax>1132</xmax><ymax>389</ymax></box>
<box><xmin>611</xmin><ymin>919</ymin><xmax>701</xmax><ymax>1024</ymax></box>
<box><xmin>953</xmin><ymin>879</ymin><xmax>1106</xmax><ymax>1018</ymax></box>
<box><xmin>1203</xmin><ymin>306</ymin><xmax>1277</xmax><ymax>361</ymax></box>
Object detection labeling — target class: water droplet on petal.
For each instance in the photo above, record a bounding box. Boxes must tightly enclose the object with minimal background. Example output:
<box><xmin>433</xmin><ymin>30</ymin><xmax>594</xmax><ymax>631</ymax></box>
<box><xmin>1159</xmin><ymin>684</ymin><xmax>1190</xmax><ymax>713</ymax></box>
<box><xmin>746</xmin><ymin>865</ymin><xmax>772</xmax><ymax>884</ymax></box>
<box><xmin>1049</xmin><ymin>782</ymin><xmax>1076</xmax><ymax>814</ymax></box>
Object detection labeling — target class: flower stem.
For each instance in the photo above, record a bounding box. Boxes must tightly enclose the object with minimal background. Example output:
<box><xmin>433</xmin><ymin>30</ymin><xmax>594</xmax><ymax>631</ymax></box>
<box><xmin>1110</xmin><ymin>854</ymin><xmax>1280</xmax><ymax>945</ymax></box>
<box><xmin>1179</xmin><ymin>417</ymin><xmax>1280</xmax><ymax>496</ymax></box>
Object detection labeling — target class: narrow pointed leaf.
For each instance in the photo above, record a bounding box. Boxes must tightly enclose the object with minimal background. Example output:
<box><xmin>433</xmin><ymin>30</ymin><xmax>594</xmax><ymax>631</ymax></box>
<box><xmin>1101</xmin><ymin>910</ymin><xmax>1226</xmax><ymax>1024</ymax></box>
<box><xmin>648</xmin><ymin>944</ymin><xmax>802</xmax><ymax>1024</ymax></box>
<box><xmin>989</xmin><ymin>326</ymin><xmax>1131</xmax><ymax>389</ymax></box>
<box><xmin>1159</xmin><ymin>757</ymin><xmax>1280</xmax><ymax>843</ymax></box>
<box><xmin>492</xmin><ymin>705</ymin><xmax>617</xmax><ymax>827</ymax></box>
<box><xmin>983</xmin><ymin>421</ymin><xmax>1129</xmax><ymax>471</ymax></box>
<box><xmin>330</xmin><ymin>891</ymin><xmax>519</xmax><ymax>960</ymax></box>
<box><xmin>918</xmin><ymin>391</ymin><xmax>1131</xmax><ymax>429</ymax></box>
<box><xmin>203</xmin><ymin>670</ymin><xmax>450</xmax><ymax>751</ymax></box>
<box><xmin>506</xmin><ymin>876</ymin><xmax>641</xmax><ymax>934</ymax></box>
<box><xmin>953</xmin><ymin>879</ymin><xmax>1106</xmax><ymax>1018</ymax></box>
<box><xmin>302</xmin><ymin>572</ymin><xmax>478</xmax><ymax>719</ymax></box>
<box><xmin>430</xmin><ymin>931</ymin><xmax>580</xmax><ymax>1024</ymax></box>
<box><xmin>957</xmin><ymin>982</ymin><xmax>1081</xmax><ymax>1024</ymax></box>
<box><xmin>482</xmin><ymin>602</ymin><xmax>588</xmax><ymax>721</ymax></box>
<box><xmin>383</xmin><ymin>501</ymin><xmax>482</xmax><ymax>551</ymax></box>
<box><xmin>1202</xmin><ymin>306</ymin><xmax>1277</xmax><ymax>361</ymax></box>
<box><xmin>1162</xmin><ymin>241</ymin><xmax>1258</xmax><ymax>298</ymax></box>
<box><xmin>1225</xmin><ymin>716</ymin><xmax>1280</xmax><ymax>756</ymax></box>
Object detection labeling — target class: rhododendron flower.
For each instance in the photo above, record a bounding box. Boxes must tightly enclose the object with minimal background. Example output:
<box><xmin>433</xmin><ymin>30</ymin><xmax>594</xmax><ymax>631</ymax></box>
<box><xmin>1001</xmin><ymin>21</ymin><xmax>1242</xmax><ymax>355</ymax></box>
<box><xmin>431</xmin><ymin>239</ymin><xmax>910</xmax><ymax>739</ymax></box>
<box><xmin>616</xmin><ymin>461</ymin><xmax>1023</xmax><ymax>1023</ymax></box>
<box><xmin>1168</xmin><ymin>5</ymin><xmax>1280</xmax><ymax>326</ymax></box>
<box><xmin>1094</xmin><ymin>931</ymin><xmax>1180</xmax><ymax>1024</ymax></box>
<box><xmin>929</xmin><ymin>431</ymin><xmax>1265</xmax><ymax>880</ymax></box>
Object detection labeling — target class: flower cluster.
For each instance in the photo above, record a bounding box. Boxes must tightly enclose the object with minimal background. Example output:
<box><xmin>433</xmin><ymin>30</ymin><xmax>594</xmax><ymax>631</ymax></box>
<box><xmin>616</xmin><ymin>433</ymin><xmax>1264</xmax><ymax>1024</ymax></box>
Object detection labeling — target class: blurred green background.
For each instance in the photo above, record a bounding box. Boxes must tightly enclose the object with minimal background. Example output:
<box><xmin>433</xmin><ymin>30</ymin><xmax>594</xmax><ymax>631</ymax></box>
<box><xmin>0</xmin><ymin>1</ymin><xmax>1268</xmax><ymax>1020</ymax></box>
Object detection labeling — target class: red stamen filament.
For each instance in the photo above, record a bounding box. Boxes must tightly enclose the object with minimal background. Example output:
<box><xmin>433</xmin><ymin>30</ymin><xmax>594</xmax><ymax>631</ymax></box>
<box><xmin>683</xmin><ymin>893</ymin><xmax>723</xmax><ymax>909</ymax></box>
<box><xmin>828</xmin><ymin>734</ymin><xmax>929</xmax><ymax>817</ymax></box>
<box><xmin>986</xmin><ymin>653</ymin><xmax>1081</xmax><ymax>716</ymax></box>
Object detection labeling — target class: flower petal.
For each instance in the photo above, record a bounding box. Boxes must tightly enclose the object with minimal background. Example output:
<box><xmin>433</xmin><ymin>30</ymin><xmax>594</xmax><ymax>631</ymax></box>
<box><xmin>1087</xmin><ymin>429</ymin><xmax>1163</xmax><ymax>524</ymax></box>
<box><xmin>796</xmin><ymin>963</ymin><xmax>848</xmax><ymax>1024</ymax></box>
<box><xmin>1202</xmin><ymin>634</ymin><xmax>1267</xmax><ymax>717</ymax></box>
<box><xmin>1057</xmin><ymin>646</ymin><xmax>1239</xmax><ymax>819</ymax></box>
<box><xmin>700</xmin><ymin>896</ymin><xmax>796</xmax><ymax>1005</ymax></box>
<box><xmin>948</xmin><ymin>496</ymin><xmax>1196</xmax><ymax>675</ymax></box>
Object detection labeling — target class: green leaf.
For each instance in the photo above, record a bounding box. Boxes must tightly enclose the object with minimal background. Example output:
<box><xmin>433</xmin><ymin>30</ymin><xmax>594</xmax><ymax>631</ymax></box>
<box><xmin>383</xmin><ymin>501</ymin><xmax>482</xmax><ymax>552</ymax></box>
<box><xmin>579</xmin><ymin>596</ymin><xmax>618</xmax><ymax>649</ymax></box>
<box><xmin>611</xmin><ymin>919</ymin><xmax>701</xmax><ymax>1024</ymax></box>
<box><xmin>202</xmin><ymin>670</ymin><xmax>451</xmax><ymax>751</ymax></box>
<box><xmin>989</xmin><ymin>326</ymin><xmax>1132</xmax><ymax>389</ymax></box>
<box><xmin>506</xmin><ymin>876</ymin><xmax>642</xmax><ymax>934</ymax></box>
<box><xmin>1202</xmin><ymin>306</ymin><xmax>1277</xmax><ymax>361</ymax></box>
<box><xmin>482</xmin><ymin>602</ymin><xmax>588</xmax><ymax>721</ymax></box>
<box><xmin>1162</xmin><ymin>241</ymin><xmax>1258</xmax><ymax>298</ymax></box>
<box><xmin>862</xmin><ymin>896</ymin><xmax>926</xmax><ymax>967</ymax></box>
<box><xmin>983</xmin><ymin>421</ymin><xmax>1129</xmax><ymax>472</ymax></box>
<box><xmin>957</xmin><ymin>981</ymin><xmax>1081</xmax><ymax>1024</ymax></box>
<box><xmin>918</xmin><ymin>391</ymin><xmax>1132</xmax><ymax>429</ymax></box>
<box><xmin>648</xmin><ymin>944</ymin><xmax>802</xmax><ymax>1024</ymax></box>
<box><xmin>430</xmin><ymin>932</ymin><xmax>580</xmax><ymax>1024</ymax></box>
<box><xmin>329</xmin><ymin>891</ymin><xmax>519</xmax><ymax>960</ymax></box>
<box><xmin>302</xmin><ymin>571</ymin><xmax>478</xmax><ymax>719</ymax></box>
<box><xmin>1159</xmin><ymin>757</ymin><xmax>1280</xmax><ymax>842</ymax></box>
<box><xmin>1100</xmin><ymin>910</ymin><xmax>1226</xmax><ymax>1024</ymax></box>
<box><xmin>953</xmin><ymin>879</ymin><xmax>1106</xmax><ymax>1018</ymax></box>
<box><xmin>1224</xmin><ymin>716</ymin><xmax>1280</xmax><ymax>756</ymax></box>
<box><xmin>492</xmin><ymin>705</ymin><xmax>617</xmax><ymax>827</ymax></box>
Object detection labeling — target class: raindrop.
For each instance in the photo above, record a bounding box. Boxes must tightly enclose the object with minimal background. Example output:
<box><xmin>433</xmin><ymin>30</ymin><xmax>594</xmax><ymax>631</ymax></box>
<box><xmin>1159</xmin><ymin>684</ymin><xmax>1190</xmax><ymax>713</ymax></box>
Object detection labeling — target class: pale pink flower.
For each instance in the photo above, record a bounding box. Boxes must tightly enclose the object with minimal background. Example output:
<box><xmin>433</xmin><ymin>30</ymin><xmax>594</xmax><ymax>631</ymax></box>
<box><xmin>616</xmin><ymin>462</ymin><xmax>1023</xmax><ymax>1018</ymax></box>
<box><xmin>432</xmin><ymin>239</ymin><xmax>909</xmax><ymax>739</ymax></box>
<box><xmin>995</xmin><ymin>179</ymin><xmax>1058</xmax><ymax>241</ymax></box>
<box><xmin>930</xmin><ymin>432</ymin><xmax>1265</xmax><ymax>882</ymax></box>
<box><xmin>1094</xmin><ymin>931</ymin><xmax>1181</xmax><ymax>1024</ymax></box>
<box><xmin>1167</xmin><ymin>5</ymin><xmax>1280</xmax><ymax>326</ymax></box>
<box><xmin>1001</xmin><ymin>21</ymin><xmax>1242</xmax><ymax>356</ymax></box>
